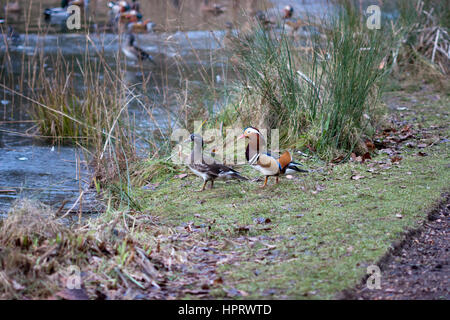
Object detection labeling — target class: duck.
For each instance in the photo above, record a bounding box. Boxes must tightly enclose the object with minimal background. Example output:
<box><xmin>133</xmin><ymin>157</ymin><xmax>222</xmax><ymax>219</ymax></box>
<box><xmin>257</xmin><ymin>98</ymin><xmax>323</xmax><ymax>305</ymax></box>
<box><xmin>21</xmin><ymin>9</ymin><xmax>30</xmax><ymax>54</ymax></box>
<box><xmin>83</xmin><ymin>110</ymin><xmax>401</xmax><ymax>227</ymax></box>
<box><xmin>185</xmin><ymin>134</ymin><xmax>248</xmax><ymax>191</ymax></box>
<box><xmin>4</xmin><ymin>1</ymin><xmax>20</xmax><ymax>14</ymax></box>
<box><xmin>119</xmin><ymin>9</ymin><xmax>142</xmax><ymax>23</ymax></box>
<box><xmin>201</xmin><ymin>0</ymin><xmax>226</xmax><ymax>16</ymax></box>
<box><xmin>122</xmin><ymin>33</ymin><xmax>156</xmax><ymax>64</ymax></box>
<box><xmin>283</xmin><ymin>4</ymin><xmax>294</xmax><ymax>19</ymax></box>
<box><xmin>43</xmin><ymin>0</ymin><xmax>71</xmax><ymax>24</ymax></box>
<box><xmin>127</xmin><ymin>19</ymin><xmax>155</xmax><ymax>33</ymax></box>
<box><xmin>108</xmin><ymin>1</ymin><xmax>130</xmax><ymax>15</ymax></box>
<box><xmin>238</xmin><ymin>127</ymin><xmax>307</xmax><ymax>188</ymax></box>
<box><xmin>282</xmin><ymin>5</ymin><xmax>305</xmax><ymax>36</ymax></box>
<box><xmin>6</xmin><ymin>25</ymin><xmax>20</xmax><ymax>44</ymax></box>
<box><xmin>223</xmin><ymin>22</ymin><xmax>235</xmax><ymax>48</ymax></box>
<box><xmin>254</xmin><ymin>10</ymin><xmax>275</xmax><ymax>30</ymax></box>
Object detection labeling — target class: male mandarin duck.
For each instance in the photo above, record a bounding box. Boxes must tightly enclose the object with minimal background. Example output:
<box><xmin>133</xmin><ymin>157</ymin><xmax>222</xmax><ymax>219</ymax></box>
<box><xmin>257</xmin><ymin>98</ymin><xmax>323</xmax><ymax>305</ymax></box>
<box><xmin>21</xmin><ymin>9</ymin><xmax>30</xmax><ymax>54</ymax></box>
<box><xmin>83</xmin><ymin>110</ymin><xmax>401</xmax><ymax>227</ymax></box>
<box><xmin>127</xmin><ymin>19</ymin><xmax>155</xmax><ymax>33</ymax></box>
<box><xmin>119</xmin><ymin>9</ymin><xmax>142</xmax><ymax>23</ymax></box>
<box><xmin>201</xmin><ymin>0</ymin><xmax>226</xmax><ymax>16</ymax></box>
<box><xmin>283</xmin><ymin>5</ymin><xmax>294</xmax><ymax>19</ymax></box>
<box><xmin>108</xmin><ymin>1</ymin><xmax>130</xmax><ymax>15</ymax></box>
<box><xmin>238</xmin><ymin>127</ymin><xmax>307</xmax><ymax>188</ymax></box>
<box><xmin>122</xmin><ymin>33</ymin><xmax>156</xmax><ymax>64</ymax></box>
<box><xmin>282</xmin><ymin>5</ymin><xmax>305</xmax><ymax>36</ymax></box>
<box><xmin>184</xmin><ymin>134</ymin><xmax>248</xmax><ymax>192</ymax></box>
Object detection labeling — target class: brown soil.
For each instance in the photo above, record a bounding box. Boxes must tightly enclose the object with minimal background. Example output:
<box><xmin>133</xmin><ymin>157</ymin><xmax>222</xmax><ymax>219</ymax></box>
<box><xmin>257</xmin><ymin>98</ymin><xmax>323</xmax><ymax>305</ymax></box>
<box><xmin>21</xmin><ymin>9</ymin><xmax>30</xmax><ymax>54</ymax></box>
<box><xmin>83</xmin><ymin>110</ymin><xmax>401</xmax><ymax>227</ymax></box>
<box><xmin>340</xmin><ymin>194</ymin><xmax>449</xmax><ymax>300</ymax></box>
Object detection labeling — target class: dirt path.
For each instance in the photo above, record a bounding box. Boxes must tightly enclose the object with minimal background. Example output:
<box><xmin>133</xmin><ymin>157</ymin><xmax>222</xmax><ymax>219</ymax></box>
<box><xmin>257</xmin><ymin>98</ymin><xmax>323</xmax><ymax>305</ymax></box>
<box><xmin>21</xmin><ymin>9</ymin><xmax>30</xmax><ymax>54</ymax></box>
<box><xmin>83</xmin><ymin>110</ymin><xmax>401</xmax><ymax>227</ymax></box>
<box><xmin>341</xmin><ymin>194</ymin><xmax>449</xmax><ymax>300</ymax></box>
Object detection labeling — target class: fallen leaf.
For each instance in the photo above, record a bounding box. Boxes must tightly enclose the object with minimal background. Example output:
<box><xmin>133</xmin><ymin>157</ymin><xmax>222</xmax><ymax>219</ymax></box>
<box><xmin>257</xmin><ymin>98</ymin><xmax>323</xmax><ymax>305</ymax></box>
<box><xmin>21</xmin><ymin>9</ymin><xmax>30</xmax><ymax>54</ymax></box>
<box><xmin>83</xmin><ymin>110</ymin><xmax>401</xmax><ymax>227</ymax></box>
<box><xmin>12</xmin><ymin>280</ymin><xmax>25</xmax><ymax>291</ymax></box>
<box><xmin>224</xmin><ymin>287</ymin><xmax>247</xmax><ymax>297</ymax></box>
<box><xmin>351</xmin><ymin>175</ymin><xmax>365</xmax><ymax>180</ymax></box>
<box><xmin>142</xmin><ymin>182</ymin><xmax>160</xmax><ymax>190</ymax></box>
<box><xmin>365</xmin><ymin>140</ymin><xmax>376</xmax><ymax>151</ymax></box>
<box><xmin>235</xmin><ymin>226</ymin><xmax>250</xmax><ymax>233</ymax></box>
<box><xmin>362</xmin><ymin>152</ymin><xmax>372</xmax><ymax>162</ymax></box>
<box><xmin>174</xmin><ymin>173</ymin><xmax>188</xmax><ymax>179</ymax></box>
<box><xmin>396</xmin><ymin>214</ymin><xmax>403</xmax><ymax>219</ymax></box>
<box><xmin>390</xmin><ymin>156</ymin><xmax>402</xmax><ymax>163</ymax></box>
<box><xmin>332</xmin><ymin>155</ymin><xmax>344</xmax><ymax>163</ymax></box>
<box><xmin>417</xmin><ymin>143</ymin><xmax>427</xmax><ymax>148</ymax></box>
<box><xmin>417</xmin><ymin>151</ymin><xmax>428</xmax><ymax>157</ymax></box>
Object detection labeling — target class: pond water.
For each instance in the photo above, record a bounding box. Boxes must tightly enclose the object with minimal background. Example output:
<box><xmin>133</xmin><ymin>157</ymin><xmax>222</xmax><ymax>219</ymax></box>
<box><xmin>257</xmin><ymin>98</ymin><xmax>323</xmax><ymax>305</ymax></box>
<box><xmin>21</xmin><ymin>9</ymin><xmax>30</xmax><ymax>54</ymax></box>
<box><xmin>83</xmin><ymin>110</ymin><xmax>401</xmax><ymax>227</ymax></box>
<box><xmin>0</xmin><ymin>0</ymin><xmax>331</xmax><ymax>215</ymax></box>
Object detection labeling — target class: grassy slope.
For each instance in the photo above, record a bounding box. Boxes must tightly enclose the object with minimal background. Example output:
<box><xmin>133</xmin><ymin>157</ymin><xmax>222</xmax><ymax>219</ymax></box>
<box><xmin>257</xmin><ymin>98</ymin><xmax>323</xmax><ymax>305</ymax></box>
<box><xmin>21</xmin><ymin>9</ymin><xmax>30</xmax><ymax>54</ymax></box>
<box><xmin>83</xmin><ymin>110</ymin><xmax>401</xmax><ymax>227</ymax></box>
<box><xmin>125</xmin><ymin>84</ymin><xmax>449</xmax><ymax>299</ymax></box>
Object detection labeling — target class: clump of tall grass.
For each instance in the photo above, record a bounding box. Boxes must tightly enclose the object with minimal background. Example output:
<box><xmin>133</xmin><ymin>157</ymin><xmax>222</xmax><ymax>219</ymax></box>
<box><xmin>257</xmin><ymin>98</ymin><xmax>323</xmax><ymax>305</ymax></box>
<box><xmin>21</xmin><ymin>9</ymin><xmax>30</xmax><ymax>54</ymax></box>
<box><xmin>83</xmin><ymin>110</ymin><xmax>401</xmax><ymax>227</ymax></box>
<box><xmin>212</xmin><ymin>3</ymin><xmax>390</xmax><ymax>159</ymax></box>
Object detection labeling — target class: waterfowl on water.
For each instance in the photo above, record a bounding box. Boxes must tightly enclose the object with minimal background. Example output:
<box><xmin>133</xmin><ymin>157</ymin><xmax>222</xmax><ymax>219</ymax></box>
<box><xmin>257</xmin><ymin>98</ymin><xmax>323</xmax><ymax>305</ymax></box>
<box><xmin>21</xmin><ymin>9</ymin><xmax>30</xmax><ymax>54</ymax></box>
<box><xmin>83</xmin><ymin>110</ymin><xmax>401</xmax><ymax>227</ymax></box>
<box><xmin>4</xmin><ymin>1</ymin><xmax>20</xmax><ymax>14</ymax></box>
<box><xmin>283</xmin><ymin>5</ymin><xmax>294</xmax><ymax>19</ymax></box>
<box><xmin>122</xmin><ymin>33</ymin><xmax>156</xmax><ymax>64</ymax></box>
<box><xmin>43</xmin><ymin>7</ymin><xmax>69</xmax><ymax>24</ymax></box>
<box><xmin>43</xmin><ymin>0</ymin><xmax>80</xmax><ymax>24</ymax></box>
<box><xmin>254</xmin><ymin>10</ymin><xmax>275</xmax><ymax>29</ymax></box>
<box><xmin>238</xmin><ymin>127</ymin><xmax>307</xmax><ymax>188</ymax></box>
<box><xmin>108</xmin><ymin>0</ymin><xmax>130</xmax><ymax>15</ymax></box>
<box><xmin>282</xmin><ymin>5</ymin><xmax>305</xmax><ymax>36</ymax></box>
<box><xmin>6</xmin><ymin>25</ymin><xmax>20</xmax><ymax>44</ymax></box>
<box><xmin>119</xmin><ymin>9</ymin><xmax>142</xmax><ymax>23</ymax></box>
<box><xmin>223</xmin><ymin>22</ymin><xmax>235</xmax><ymax>47</ymax></box>
<box><xmin>185</xmin><ymin>134</ymin><xmax>248</xmax><ymax>192</ymax></box>
<box><xmin>201</xmin><ymin>0</ymin><xmax>226</xmax><ymax>16</ymax></box>
<box><xmin>127</xmin><ymin>19</ymin><xmax>155</xmax><ymax>33</ymax></box>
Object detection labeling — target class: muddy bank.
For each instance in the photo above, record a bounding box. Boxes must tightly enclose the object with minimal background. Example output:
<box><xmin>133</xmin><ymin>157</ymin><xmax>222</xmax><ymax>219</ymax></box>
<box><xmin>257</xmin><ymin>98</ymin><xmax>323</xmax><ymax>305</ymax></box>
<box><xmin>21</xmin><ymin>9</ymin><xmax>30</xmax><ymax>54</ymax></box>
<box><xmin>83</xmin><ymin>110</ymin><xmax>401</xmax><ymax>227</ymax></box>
<box><xmin>340</xmin><ymin>194</ymin><xmax>449</xmax><ymax>300</ymax></box>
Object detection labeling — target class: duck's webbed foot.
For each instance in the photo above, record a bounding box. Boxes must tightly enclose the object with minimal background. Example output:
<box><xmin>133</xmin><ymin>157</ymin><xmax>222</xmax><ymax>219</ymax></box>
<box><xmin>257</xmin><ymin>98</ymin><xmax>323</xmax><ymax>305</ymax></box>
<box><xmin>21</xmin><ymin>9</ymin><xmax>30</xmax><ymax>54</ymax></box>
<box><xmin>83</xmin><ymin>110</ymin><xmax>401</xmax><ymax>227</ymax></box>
<box><xmin>260</xmin><ymin>176</ymin><xmax>269</xmax><ymax>188</ymax></box>
<box><xmin>197</xmin><ymin>180</ymin><xmax>207</xmax><ymax>192</ymax></box>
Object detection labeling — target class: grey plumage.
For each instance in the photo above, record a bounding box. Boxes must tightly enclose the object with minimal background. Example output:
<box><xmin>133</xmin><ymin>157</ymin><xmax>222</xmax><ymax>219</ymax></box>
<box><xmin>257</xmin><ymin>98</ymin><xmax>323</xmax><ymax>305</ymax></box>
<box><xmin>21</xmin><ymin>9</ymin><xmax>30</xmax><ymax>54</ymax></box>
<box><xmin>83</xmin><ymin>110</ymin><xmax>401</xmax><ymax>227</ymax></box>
<box><xmin>187</xmin><ymin>134</ymin><xmax>247</xmax><ymax>191</ymax></box>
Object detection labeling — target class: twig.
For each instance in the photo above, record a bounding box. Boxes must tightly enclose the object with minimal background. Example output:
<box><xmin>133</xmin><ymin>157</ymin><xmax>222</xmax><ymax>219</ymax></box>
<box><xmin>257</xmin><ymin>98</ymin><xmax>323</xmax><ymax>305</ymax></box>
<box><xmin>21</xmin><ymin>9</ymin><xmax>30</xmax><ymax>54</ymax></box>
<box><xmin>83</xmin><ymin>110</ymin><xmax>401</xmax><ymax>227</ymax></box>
<box><xmin>431</xmin><ymin>29</ymin><xmax>440</xmax><ymax>63</ymax></box>
<box><xmin>59</xmin><ymin>190</ymin><xmax>85</xmax><ymax>220</ymax></box>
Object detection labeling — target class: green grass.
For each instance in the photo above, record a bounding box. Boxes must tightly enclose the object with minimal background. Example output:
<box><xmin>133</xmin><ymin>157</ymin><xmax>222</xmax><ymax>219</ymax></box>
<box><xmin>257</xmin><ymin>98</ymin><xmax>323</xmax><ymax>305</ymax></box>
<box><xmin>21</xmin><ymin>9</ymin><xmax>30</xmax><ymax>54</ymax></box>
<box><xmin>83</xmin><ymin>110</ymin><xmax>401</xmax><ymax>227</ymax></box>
<box><xmin>210</xmin><ymin>3</ymin><xmax>390</xmax><ymax>160</ymax></box>
<box><xmin>114</xmin><ymin>86</ymin><xmax>449</xmax><ymax>299</ymax></box>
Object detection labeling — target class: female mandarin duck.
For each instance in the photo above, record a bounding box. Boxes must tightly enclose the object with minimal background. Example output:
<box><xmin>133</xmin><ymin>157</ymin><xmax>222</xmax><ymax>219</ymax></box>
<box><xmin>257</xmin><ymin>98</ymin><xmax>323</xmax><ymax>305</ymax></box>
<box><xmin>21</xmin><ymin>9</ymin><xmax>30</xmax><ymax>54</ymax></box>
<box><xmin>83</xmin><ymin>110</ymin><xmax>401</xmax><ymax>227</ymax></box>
<box><xmin>238</xmin><ymin>127</ymin><xmax>307</xmax><ymax>188</ymax></box>
<box><xmin>185</xmin><ymin>134</ymin><xmax>247</xmax><ymax>192</ymax></box>
<box><xmin>201</xmin><ymin>0</ymin><xmax>226</xmax><ymax>16</ymax></box>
